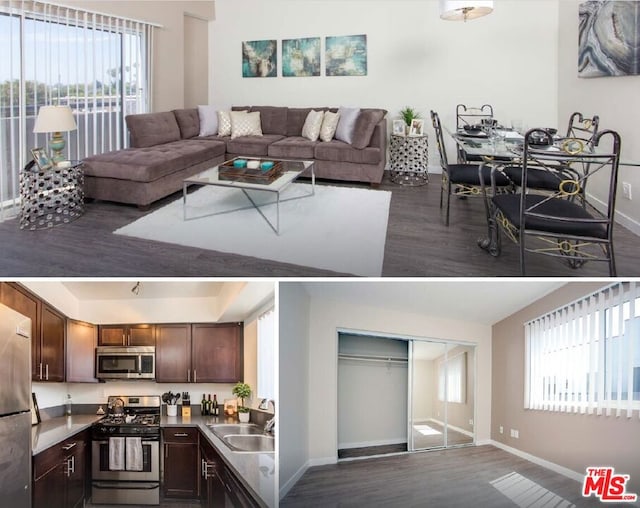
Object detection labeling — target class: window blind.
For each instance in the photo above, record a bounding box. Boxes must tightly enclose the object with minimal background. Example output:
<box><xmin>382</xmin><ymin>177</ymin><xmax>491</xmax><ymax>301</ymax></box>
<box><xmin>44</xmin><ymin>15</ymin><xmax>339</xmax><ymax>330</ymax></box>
<box><xmin>257</xmin><ymin>308</ymin><xmax>276</xmax><ymax>401</ymax></box>
<box><xmin>0</xmin><ymin>0</ymin><xmax>156</xmax><ymax>221</ymax></box>
<box><xmin>525</xmin><ymin>281</ymin><xmax>640</xmax><ymax>418</ymax></box>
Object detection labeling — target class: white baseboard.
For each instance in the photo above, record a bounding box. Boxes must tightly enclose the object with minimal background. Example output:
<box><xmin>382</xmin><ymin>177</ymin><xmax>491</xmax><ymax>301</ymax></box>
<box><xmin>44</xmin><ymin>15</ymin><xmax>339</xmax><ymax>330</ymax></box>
<box><xmin>427</xmin><ymin>418</ymin><xmax>474</xmax><ymax>438</ymax></box>
<box><xmin>309</xmin><ymin>456</ymin><xmax>337</xmax><ymax>466</ymax></box>
<box><xmin>489</xmin><ymin>439</ymin><xmax>583</xmax><ymax>483</ymax></box>
<box><xmin>338</xmin><ymin>438</ymin><xmax>406</xmax><ymax>449</ymax></box>
<box><xmin>589</xmin><ymin>192</ymin><xmax>640</xmax><ymax>237</ymax></box>
<box><xmin>279</xmin><ymin>456</ymin><xmax>337</xmax><ymax>500</ymax></box>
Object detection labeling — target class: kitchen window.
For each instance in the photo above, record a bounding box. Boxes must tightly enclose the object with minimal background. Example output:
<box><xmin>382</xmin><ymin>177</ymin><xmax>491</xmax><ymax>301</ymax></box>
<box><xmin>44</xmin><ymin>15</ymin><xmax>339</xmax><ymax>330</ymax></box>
<box><xmin>257</xmin><ymin>308</ymin><xmax>275</xmax><ymax>401</ymax></box>
<box><xmin>0</xmin><ymin>0</ymin><xmax>155</xmax><ymax>221</ymax></box>
<box><xmin>525</xmin><ymin>281</ymin><xmax>640</xmax><ymax>418</ymax></box>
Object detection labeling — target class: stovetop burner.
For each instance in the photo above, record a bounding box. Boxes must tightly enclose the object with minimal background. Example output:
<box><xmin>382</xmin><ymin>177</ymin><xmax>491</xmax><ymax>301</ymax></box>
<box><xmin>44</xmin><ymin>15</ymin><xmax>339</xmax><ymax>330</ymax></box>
<box><xmin>92</xmin><ymin>395</ymin><xmax>161</xmax><ymax>438</ymax></box>
<box><xmin>98</xmin><ymin>414</ymin><xmax>160</xmax><ymax>426</ymax></box>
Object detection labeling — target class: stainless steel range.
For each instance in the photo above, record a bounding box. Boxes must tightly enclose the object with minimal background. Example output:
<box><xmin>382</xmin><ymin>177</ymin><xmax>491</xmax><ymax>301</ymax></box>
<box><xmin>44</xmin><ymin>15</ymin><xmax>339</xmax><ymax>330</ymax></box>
<box><xmin>91</xmin><ymin>395</ymin><xmax>161</xmax><ymax>505</ymax></box>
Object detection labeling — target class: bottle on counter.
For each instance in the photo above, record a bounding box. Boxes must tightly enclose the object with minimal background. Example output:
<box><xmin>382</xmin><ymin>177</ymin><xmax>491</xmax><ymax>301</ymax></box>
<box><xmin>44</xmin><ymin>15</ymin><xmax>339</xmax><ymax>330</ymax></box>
<box><xmin>213</xmin><ymin>394</ymin><xmax>219</xmax><ymax>416</ymax></box>
<box><xmin>201</xmin><ymin>393</ymin><xmax>207</xmax><ymax>415</ymax></box>
<box><xmin>207</xmin><ymin>394</ymin><xmax>212</xmax><ymax>416</ymax></box>
<box><xmin>65</xmin><ymin>394</ymin><xmax>72</xmax><ymax>416</ymax></box>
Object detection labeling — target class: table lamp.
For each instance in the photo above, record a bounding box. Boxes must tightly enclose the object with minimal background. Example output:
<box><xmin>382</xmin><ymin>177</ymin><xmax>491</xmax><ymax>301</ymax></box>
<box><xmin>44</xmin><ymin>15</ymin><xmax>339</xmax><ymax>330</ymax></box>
<box><xmin>33</xmin><ymin>105</ymin><xmax>77</xmax><ymax>163</ymax></box>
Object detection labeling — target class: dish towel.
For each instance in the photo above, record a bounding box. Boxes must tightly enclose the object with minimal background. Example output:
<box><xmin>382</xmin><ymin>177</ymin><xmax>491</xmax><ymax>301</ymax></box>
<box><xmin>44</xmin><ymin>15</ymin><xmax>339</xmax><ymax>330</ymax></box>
<box><xmin>125</xmin><ymin>437</ymin><xmax>144</xmax><ymax>471</ymax></box>
<box><xmin>108</xmin><ymin>437</ymin><xmax>125</xmax><ymax>471</ymax></box>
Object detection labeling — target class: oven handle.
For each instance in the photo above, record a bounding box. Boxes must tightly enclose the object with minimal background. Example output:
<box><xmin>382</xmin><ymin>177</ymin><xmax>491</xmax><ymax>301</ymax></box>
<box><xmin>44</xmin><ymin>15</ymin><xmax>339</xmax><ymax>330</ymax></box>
<box><xmin>92</xmin><ymin>482</ymin><xmax>160</xmax><ymax>490</ymax></box>
<box><xmin>93</xmin><ymin>437</ymin><xmax>160</xmax><ymax>444</ymax></box>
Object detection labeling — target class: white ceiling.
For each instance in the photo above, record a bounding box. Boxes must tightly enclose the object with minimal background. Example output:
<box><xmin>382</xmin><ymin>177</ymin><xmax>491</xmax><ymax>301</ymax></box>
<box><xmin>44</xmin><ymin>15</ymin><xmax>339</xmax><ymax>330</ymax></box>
<box><xmin>62</xmin><ymin>281</ymin><xmax>224</xmax><ymax>300</ymax></box>
<box><xmin>300</xmin><ymin>280</ymin><xmax>566</xmax><ymax>326</ymax></box>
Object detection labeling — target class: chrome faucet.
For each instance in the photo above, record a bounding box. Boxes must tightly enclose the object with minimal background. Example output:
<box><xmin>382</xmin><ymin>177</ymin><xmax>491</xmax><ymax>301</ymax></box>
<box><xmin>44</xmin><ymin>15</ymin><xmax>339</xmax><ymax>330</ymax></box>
<box><xmin>260</xmin><ymin>399</ymin><xmax>275</xmax><ymax>434</ymax></box>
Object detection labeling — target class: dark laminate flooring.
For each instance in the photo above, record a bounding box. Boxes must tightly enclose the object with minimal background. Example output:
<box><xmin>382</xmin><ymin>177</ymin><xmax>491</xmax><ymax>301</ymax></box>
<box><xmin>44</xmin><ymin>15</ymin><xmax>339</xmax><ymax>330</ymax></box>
<box><xmin>338</xmin><ymin>442</ymin><xmax>408</xmax><ymax>459</ymax></box>
<box><xmin>1</xmin><ymin>174</ymin><xmax>638</xmax><ymax>277</ymax></box>
<box><xmin>281</xmin><ymin>444</ymin><xmax>606</xmax><ymax>508</ymax></box>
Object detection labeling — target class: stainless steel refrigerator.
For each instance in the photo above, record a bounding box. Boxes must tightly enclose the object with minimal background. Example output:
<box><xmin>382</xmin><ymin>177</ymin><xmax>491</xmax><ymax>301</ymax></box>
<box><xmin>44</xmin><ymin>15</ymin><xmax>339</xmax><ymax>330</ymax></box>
<box><xmin>0</xmin><ymin>303</ymin><xmax>32</xmax><ymax>508</ymax></box>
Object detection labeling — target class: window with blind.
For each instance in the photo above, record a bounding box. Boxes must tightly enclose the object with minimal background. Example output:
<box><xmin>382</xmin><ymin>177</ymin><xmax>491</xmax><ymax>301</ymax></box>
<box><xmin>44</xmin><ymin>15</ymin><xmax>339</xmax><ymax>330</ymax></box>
<box><xmin>257</xmin><ymin>309</ymin><xmax>276</xmax><ymax>401</ymax></box>
<box><xmin>0</xmin><ymin>0</ymin><xmax>155</xmax><ymax>220</ymax></box>
<box><xmin>525</xmin><ymin>281</ymin><xmax>640</xmax><ymax>418</ymax></box>
<box><xmin>438</xmin><ymin>352</ymin><xmax>466</xmax><ymax>404</ymax></box>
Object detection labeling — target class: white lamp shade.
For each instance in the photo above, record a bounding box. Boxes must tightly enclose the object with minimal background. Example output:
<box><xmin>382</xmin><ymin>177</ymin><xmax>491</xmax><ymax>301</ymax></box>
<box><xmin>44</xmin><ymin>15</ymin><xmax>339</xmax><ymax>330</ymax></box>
<box><xmin>33</xmin><ymin>105</ymin><xmax>77</xmax><ymax>133</ymax></box>
<box><xmin>439</xmin><ymin>0</ymin><xmax>494</xmax><ymax>21</ymax></box>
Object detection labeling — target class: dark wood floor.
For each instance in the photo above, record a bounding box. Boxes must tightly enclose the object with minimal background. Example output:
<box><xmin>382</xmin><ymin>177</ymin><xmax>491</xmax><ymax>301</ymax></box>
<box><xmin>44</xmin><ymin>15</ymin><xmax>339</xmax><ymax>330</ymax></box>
<box><xmin>281</xmin><ymin>445</ymin><xmax>605</xmax><ymax>508</ymax></box>
<box><xmin>1</xmin><ymin>174</ymin><xmax>638</xmax><ymax>277</ymax></box>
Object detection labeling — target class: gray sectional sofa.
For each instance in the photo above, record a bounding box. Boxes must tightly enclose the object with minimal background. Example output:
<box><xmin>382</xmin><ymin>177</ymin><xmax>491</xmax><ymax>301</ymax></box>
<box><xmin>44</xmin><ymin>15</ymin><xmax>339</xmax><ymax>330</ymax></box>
<box><xmin>83</xmin><ymin>106</ymin><xmax>387</xmax><ymax>208</ymax></box>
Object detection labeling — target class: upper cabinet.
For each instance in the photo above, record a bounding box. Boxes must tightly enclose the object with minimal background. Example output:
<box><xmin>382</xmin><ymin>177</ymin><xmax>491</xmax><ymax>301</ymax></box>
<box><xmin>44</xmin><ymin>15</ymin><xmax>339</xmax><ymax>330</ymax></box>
<box><xmin>98</xmin><ymin>324</ymin><xmax>155</xmax><ymax>346</ymax></box>
<box><xmin>0</xmin><ymin>282</ymin><xmax>65</xmax><ymax>382</ymax></box>
<box><xmin>67</xmin><ymin>320</ymin><xmax>98</xmax><ymax>383</ymax></box>
<box><xmin>156</xmin><ymin>323</ymin><xmax>243</xmax><ymax>383</ymax></box>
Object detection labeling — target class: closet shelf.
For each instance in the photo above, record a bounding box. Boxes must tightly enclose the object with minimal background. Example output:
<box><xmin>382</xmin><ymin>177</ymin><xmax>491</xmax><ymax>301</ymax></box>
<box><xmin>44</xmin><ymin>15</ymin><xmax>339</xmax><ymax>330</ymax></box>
<box><xmin>338</xmin><ymin>353</ymin><xmax>408</xmax><ymax>364</ymax></box>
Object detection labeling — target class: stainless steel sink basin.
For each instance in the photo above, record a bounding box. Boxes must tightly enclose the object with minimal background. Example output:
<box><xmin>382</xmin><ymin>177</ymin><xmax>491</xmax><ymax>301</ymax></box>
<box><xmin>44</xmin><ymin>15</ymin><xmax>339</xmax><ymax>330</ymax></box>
<box><xmin>222</xmin><ymin>434</ymin><xmax>274</xmax><ymax>453</ymax></box>
<box><xmin>207</xmin><ymin>423</ymin><xmax>264</xmax><ymax>437</ymax></box>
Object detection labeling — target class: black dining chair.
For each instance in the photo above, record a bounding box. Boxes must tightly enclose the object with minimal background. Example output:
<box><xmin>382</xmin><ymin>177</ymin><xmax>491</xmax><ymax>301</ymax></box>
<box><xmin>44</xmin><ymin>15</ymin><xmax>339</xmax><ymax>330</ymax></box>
<box><xmin>431</xmin><ymin>110</ymin><xmax>511</xmax><ymax>226</ymax></box>
<box><xmin>566</xmin><ymin>112</ymin><xmax>600</xmax><ymax>144</ymax></box>
<box><xmin>489</xmin><ymin>128</ymin><xmax>621</xmax><ymax>276</ymax></box>
<box><xmin>455</xmin><ymin>104</ymin><xmax>494</xmax><ymax>163</ymax></box>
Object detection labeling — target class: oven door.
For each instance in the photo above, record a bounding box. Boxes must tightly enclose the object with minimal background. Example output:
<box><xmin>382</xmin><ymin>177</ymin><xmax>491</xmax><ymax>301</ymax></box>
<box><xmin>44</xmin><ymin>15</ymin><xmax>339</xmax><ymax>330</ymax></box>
<box><xmin>92</xmin><ymin>439</ymin><xmax>159</xmax><ymax>481</ymax></box>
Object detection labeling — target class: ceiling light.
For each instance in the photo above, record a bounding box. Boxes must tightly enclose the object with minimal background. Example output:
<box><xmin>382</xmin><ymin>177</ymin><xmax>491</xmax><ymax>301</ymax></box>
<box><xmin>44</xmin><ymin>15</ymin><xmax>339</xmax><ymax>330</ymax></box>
<box><xmin>131</xmin><ymin>282</ymin><xmax>141</xmax><ymax>295</ymax></box>
<box><xmin>439</xmin><ymin>0</ymin><xmax>494</xmax><ymax>21</ymax></box>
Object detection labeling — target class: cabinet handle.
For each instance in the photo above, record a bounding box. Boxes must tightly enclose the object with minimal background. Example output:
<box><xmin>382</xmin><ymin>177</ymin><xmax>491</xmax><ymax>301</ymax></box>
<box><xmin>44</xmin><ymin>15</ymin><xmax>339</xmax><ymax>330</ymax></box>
<box><xmin>62</xmin><ymin>442</ymin><xmax>77</xmax><ymax>451</ymax></box>
<box><xmin>187</xmin><ymin>369</ymin><xmax>190</xmax><ymax>382</ymax></box>
<box><xmin>69</xmin><ymin>456</ymin><xmax>75</xmax><ymax>475</ymax></box>
<box><xmin>45</xmin><ymin>364</ymin><xmax>49</xmax><ymax>380</ymax></box>
<box><xmin>194</xmin><ymin>369</ymin><xmax>197</xmax><ymax>383</ymax></box>
<box><xmin>122</xmin><ymin>333</ymin><xmax>126</xmax><ymax>344</ymax></box>
<box><xmin>201</xmin><ymin>458</ymin><xmax>206</xmax><ymax>478</ymax></box>
<box><xmin>39</xmin><ymin>363</ymin><xmax>43</xmax><ymax>380</ymax></box>
<box><xmin>173</xmin><ymin>433</ymin><xmax>189</xmax><ymax>437</ymax></box>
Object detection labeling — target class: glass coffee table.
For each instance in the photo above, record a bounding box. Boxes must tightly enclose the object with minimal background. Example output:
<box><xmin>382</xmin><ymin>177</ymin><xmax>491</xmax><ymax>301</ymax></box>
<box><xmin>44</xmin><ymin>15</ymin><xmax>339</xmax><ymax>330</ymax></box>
<box><xmin>183</xmin><ymin>157</ymin><xmax>315</xmax><ymax>235</ymax></box>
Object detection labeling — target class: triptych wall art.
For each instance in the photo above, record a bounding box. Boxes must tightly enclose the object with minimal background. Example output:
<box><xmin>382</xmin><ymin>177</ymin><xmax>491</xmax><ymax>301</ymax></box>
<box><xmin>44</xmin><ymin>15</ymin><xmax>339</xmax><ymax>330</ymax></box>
<box><xmin>242</xmin><ymin>34</ymin><xmax>367</xmax><ymax>78</ymax></box>
<box><xmin>578</xmin><ymin>1</ymin><xmax>640</xmax><ymax>78</ymax></box>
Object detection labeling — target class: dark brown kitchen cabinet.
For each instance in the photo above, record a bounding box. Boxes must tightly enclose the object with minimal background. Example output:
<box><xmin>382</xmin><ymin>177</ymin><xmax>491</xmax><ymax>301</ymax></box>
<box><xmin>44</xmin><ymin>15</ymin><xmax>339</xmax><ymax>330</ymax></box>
<box><xmin>156</xmin><ymin>323</ymin><xmax>243</xmax><ymax>383</ymax></box>
<box><xmin>162</xmin><ymin>427</ymin><xmax>199</xmax><ymax>499</ymax></box>
<box><xmin>39</xmin><ymin>303</ymin><xmax>66</xmax><ymax>382</ymax></box>
<box><xmin>0</xmin><ymin>282</ymin><xmax>41</xmax><ymax>380</ymax></box>
<box><xmin>98</xmin><ymin>324</ymin><xmax>155</xmax><ymax>346</ymax></box>
<box><xmin>33</xmin><ymin>430</ymin><xmax>88</xmax><ymax>508</ymax></box>
<box><xmin>192</xmin><ymin>323</ymin><xmax>243</xmax><ymax>383</ymax></box>
<box><xmin>66</xmin><ymin>320</ymin><xmax>98</xmax><ymax>383</ymax></box>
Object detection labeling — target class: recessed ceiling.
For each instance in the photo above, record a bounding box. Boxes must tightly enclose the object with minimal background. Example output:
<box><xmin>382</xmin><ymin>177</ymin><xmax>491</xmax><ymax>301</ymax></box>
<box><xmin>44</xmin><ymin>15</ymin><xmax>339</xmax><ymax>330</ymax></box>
<box><xmin>61</xmin><ymin>281</ymin><xmax>225</xmax><ymax>300</ymax></box>
<box><xmin>299</xmin><ymin>280</ymin><xmax>567</xmax><ymax>326</ymax></box>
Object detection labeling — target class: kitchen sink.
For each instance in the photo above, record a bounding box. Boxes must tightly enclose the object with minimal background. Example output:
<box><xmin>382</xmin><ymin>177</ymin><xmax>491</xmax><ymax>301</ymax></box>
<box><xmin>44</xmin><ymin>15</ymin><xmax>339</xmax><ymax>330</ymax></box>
<box><xmin>222</xmin><ymin>434</ymin><xmax>275</xmax><ymax>453</ymax></box>
<box><xmin>207</xmin><ymin>423</ymin><xmax>264</xmax><ymax>437</ymax></box>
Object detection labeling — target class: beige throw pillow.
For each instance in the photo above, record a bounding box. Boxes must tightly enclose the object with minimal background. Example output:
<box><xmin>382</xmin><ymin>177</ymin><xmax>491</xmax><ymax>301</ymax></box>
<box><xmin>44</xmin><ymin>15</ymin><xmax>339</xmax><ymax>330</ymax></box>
<box><xmin>230</xmin><ymin>111</ymin><xmax>263</xmax><ymax>139</ymax></box>
<box><xmin>320</xmin><ymin>111</ymin><xmax>340</xmax><ymax>142</ymax></box>
<box><xmin>301</xmin><ymin>110</ymin><xmax>324</xmax><ymax>142</ymax></box>
<box><xmin>217</xmin><ymin>110</ymin><xmax>232</xmax><ymax>137</ymax></box>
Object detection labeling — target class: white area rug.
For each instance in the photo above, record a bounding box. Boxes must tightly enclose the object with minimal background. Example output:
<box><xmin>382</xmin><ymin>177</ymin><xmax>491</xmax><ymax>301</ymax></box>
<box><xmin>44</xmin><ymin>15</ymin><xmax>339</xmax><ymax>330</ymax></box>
<box><xmin>114</xmin><ymin>183</ymin><xmax>391</xmax><ymax>276</ymax></box>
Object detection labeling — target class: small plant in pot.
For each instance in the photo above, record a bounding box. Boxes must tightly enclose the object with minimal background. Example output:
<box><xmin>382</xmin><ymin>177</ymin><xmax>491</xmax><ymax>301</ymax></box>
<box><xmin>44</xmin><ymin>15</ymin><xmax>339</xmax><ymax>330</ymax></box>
<box><xmin>399</xmin><ymin>106</ymin><xmax>421</xmax><ymax>133</ymax></box>
<box><xmin>232</xmin><ymin>382</ymin><xmax>252</xmax><ymax>423</ymax></box>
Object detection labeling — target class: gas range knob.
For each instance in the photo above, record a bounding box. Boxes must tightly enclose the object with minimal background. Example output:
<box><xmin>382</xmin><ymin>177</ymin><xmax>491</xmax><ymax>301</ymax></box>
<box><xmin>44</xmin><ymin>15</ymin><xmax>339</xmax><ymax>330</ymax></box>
<box><xmin>109</xmin><ymin>427</ymin><xmax>116</xmax><ymax>433</ymax></box>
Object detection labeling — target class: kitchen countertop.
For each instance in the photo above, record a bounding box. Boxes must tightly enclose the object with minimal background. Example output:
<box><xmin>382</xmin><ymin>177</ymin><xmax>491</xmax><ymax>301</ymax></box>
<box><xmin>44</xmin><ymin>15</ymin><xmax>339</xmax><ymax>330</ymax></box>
<box><xmin>31</xmin><ymin>414</ymin><xmax>102</xmax><ymax>455</ymax></box>
<box><xmin>31</xmin><ymin>413</ymin><xmax>275</xmax><ymax>508</ymax></box>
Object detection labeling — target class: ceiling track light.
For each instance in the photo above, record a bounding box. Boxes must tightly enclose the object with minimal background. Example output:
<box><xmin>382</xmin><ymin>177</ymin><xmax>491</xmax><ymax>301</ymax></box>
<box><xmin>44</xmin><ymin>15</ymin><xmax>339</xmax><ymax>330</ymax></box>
<box><xmin>131</xmin><ymin>282</ymin><xmax>141</xmax><ymax>295</ymax></box>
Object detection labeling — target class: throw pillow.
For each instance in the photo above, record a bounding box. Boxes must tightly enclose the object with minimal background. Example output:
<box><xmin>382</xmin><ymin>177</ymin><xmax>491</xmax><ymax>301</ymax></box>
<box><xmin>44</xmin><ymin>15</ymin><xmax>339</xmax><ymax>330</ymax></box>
<box><xmin>334</xmin><ymin>107</ymin><xmax>361</xmax><ymax>144</ymax></box>
<box><xmin>218</xmin><ymin>110</ymin><xmax>233</xmax><ymax>137</ymax></box>
<box><xmin>230</xmin><ymin>111</ymin><xmax>263</xmax><ymax>139</ymax></box>
<box><xmin>351</xmin><ymin>109</ymin><xmax>385</xmax><ymax>149</ymax></box>
<box><xmin>198</xmin><ymin>105</ymin><xmax>218</xmax><ymax>136</ymax></box>
<box><xmin>301</xmin><ymin>110</ymin><xmax>324</xmax><ymax>142</ymax></box>
<box><xmin>319</xmin><ymin>111</ymin><xmax>340</xmax><ymax>142</ymax></box>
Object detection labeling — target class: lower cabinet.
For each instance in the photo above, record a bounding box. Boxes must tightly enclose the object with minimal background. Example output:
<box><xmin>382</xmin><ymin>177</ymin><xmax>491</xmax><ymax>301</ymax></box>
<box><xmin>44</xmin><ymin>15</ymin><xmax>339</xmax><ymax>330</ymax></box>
<box><xmin>33</xmin><ymin>430</ymin><xmax>88</xmax><ymax>508</ymax></box>
<box><xmin>162</xmin><ymin>427</ymin><xmax>199</xmax><ymax>498</ymax></box>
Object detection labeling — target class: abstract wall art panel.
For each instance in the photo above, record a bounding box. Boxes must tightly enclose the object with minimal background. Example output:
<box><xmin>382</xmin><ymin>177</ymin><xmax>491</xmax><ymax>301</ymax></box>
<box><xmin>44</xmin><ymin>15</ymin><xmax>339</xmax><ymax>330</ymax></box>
<box><xmin>325</xmin><ymin>34</ymin><xmax>367</xmax><ymax>77</ymax></box>
<box><xmin>242</xmin><ymin>40</ymin><xmax>277</xmax><ymax>78</ymax></box>
<box><xmin>579</xmin><ymin>1</ymin><xmax>640</xmax><ymax>78</ymax></box>
<box><xmin>282</xmin><ymin>37</ymin><xmax>321</xmax><ymax>77</ymax></box>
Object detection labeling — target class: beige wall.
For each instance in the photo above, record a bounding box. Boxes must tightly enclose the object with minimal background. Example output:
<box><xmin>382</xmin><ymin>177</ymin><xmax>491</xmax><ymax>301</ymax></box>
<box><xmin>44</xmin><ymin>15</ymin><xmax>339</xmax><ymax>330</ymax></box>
<box><xmin>66</xmin><ymin>1</ymin><xmax>215</xmax><ymax>112</ymax></box>
<box><xmin>184</xmin><ymin>13</ymin><xmax>210</xmax><ymax>107</ymax></box>
<box><xmin>492</xmin><ymin>282</ymin><xmax>640</xmax><ymax>493</ymax></box>
<box><xmin>558</xmin><ymin>1</ymin><xmax>640</xmax><ymax>235</ymax></box>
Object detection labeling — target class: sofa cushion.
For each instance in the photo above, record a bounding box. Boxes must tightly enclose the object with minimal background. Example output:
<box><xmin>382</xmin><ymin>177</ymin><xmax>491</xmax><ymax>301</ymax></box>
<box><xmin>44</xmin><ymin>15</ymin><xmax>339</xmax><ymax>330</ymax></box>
<box><xmin>173</xmin><ymin>108</ymin><xmax>200</xmax><ymax>139</ymax></box>
<box><xmin>335</xmin><ymin>107</ymin><xmax>361</xmax><ymax>144</ymax></box>
<box><xmin>301</xmin><ymin>110</ymin><xmax>324</xmax><ymax>142</ymax></box>
<box><xmin>226</xmin><ymin>134</ymin><xmax>285</xmax><ymax>156</ymax></box>
<box><xmin>250</xmin><ymin>106</ymin><xmax>288</xmax><ymax>136</ymax></box>
<box><xmin>351</xmin><ymin>109</ymin><xmax>386</xmax><ymax>149</ymax></box>
<box><xmin>126</xmin><ymin>112</ymin><xmax>181</xmax><ymax>148</ymax></box>
<box><xmin>314</xmin><ymin>140</ymin><xmax>381</xmax><ymax>165</ymax></box>
<box><xmin>84</xmin><ymin>139</ymin><xmax>225</xmax><ymax>183</ymax></box>
<box><xmin>268</xmin><ymin>137</ymin><xmax>318</xmax><ymax>159</ymax></box>
<box><xmin>286</xmin><ymin>108</ymin><xmax>312</xmax><ymax>137</ymax></box>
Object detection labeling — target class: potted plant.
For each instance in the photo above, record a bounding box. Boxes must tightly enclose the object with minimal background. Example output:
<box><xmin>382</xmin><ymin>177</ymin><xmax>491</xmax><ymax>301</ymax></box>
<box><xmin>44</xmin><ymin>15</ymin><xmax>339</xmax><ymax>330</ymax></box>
<box><xmin>232</xmin><ymin>382</ymin><xmax>252</xmax><ymax>423</ymax></box>
<box><xmin>399</xmin><ymin>107</ymin><xmax>421</xmax><ymax>134</ymax></box>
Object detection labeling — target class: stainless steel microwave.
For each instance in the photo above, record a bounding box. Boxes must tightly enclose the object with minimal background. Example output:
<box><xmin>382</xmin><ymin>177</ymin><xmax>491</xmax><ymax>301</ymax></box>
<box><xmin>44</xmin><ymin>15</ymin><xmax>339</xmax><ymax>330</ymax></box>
<box><xmin>96</xmin><ymin>346</ymin><xmax>155</xmax><ymax>380</ymax></box>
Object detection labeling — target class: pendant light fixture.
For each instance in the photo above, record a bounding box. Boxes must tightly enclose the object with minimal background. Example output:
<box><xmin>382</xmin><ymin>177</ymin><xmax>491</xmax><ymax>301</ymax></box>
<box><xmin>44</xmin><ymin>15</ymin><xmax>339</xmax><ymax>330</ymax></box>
<box><xmin>439</xmin><ymin>0</ymin><xmax>494</xmax><ymax>21</ymax></box>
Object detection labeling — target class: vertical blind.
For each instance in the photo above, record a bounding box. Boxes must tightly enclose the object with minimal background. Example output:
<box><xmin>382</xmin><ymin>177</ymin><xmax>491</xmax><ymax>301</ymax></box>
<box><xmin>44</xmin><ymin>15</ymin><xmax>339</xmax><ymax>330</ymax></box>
<box><xmin>0</xmin><ymin>0</ymin><xmax>156</xmax><ymax>221</ymax></box>
<box><xmin>525</xmin><ymin>281</ymin><xmax>640</xmax><ymax>418</ymax></box>
<box><xmin>257</xmin><ymin>308</ymin><xmax>276</xmax><ymax>401</ymax></box>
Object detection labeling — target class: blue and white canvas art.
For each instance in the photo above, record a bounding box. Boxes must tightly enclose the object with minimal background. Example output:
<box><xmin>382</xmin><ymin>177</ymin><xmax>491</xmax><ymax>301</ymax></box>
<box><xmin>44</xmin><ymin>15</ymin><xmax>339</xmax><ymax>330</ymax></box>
<box><xmin>325</xmin><ymin>34</ymin><xmax>367</xmax><ymax>77</ymax></box>
<box><xmin>282</xmin><ymin>37</ymin><xmax>321</xmax><ymax>77</ymax></box>
<box><xmin>242</xmin><ymin>40</ymin><xmax>277</xmax><ymax>78</ymax></box>
<box><xmin>579</xmin><ymin>1</ymin><xmax>640</xmax><ymax>78</ymax></box>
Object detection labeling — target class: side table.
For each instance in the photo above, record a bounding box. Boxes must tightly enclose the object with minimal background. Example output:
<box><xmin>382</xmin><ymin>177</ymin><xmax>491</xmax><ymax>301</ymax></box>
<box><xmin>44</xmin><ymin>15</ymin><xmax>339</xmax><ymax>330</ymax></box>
<box><xmin>19</xmin><ymin>161</ymin><xmax>85</xmax><ymax>230</ymax></box>
<box><xmin>389</xmin><ymin>134</ymin><xmax>429</xmax><ymax>186</ymax></box>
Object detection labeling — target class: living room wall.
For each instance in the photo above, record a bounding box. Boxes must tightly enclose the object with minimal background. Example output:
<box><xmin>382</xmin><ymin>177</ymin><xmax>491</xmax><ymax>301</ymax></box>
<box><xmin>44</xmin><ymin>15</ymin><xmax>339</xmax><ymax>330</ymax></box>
<box><xmin>211</xmin><ymin>0</ymin><xmax>559</xmax><ymax>170</ymax></box>
<box><xmin>557</xmin><ymin>1</ymin><xmax>640</xmax><ymax>235</ymax></box>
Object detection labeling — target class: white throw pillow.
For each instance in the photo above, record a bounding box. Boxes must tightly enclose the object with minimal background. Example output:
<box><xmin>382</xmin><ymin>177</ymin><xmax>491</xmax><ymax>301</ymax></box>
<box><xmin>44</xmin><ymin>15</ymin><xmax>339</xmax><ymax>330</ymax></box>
<box><xmin>198</xmin><ymin>105</ymin><xmax>218</xmax><ymax>136</ymax></box>
<box><xmin>319</xmin><ymin>111</ymin><xmax>340</xmax><ymax>142</ymax></box>
<box><xmin>217</xmin><ymin>110</ymin><xmax>233</xmax><ymax>137</ymax></box>
<box><xmin>301</xmin><ymin>110</ymin><xmax>325</xmax><ymax>142</ymax></box>
<box><xmin>334</xmin><ymin>107</ymin><xmax>361</xmax><ymax>144</ymax></box>
<box><xmin>230</xmin><ymin>111</ymin><xmax>263</xmax><ymax>139</ymax></box>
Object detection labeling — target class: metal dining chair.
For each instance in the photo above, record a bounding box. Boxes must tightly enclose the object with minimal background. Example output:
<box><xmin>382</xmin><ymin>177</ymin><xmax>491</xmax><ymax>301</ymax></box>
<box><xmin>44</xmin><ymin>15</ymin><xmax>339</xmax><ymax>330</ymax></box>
<box><xmin>489</xmin><ymin>128</ymin><xmax>621</xmax><ymax>276</ymax></box>
<box><xmin>455</xmin><ymin>104</ymin><xmax>494</xmax><ymax>163</ymax></box>
<box><xmin>566</xmin><ymin>112</ymin><xmax>599</xmax><ymax>143</ymax></box>
<box><xmin>431</xmin><ymin>110</ymin><xmax>510</xmax><ymax>226</ymax></box>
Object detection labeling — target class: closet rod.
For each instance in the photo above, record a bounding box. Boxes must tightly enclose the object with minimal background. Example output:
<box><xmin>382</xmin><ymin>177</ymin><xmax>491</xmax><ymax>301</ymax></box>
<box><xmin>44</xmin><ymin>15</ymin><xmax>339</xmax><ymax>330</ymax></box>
<box><xmin>338</xmin><ymin>353</ymin><xmax>408</xmax><ymax>363</ymax></box>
